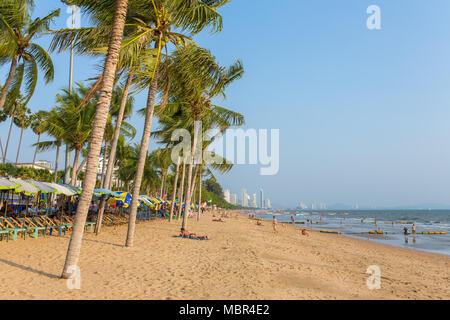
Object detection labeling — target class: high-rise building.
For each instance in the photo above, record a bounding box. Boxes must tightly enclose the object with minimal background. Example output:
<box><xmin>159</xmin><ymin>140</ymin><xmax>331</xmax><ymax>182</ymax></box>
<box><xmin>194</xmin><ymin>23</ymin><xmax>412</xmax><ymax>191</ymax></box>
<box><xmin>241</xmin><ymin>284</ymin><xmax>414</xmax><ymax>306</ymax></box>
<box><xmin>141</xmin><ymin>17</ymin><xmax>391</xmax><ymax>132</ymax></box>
<box><xmin>252</xmin><ymin>194</ymin><xmax>257</xmax><ymax>207</ymax></box>
<box><xmin>230</xmin><ymin>194</ymin><xmax>237</xmax><ymax>205</ymax></box>
<box><xmin>224</xmin><ymin>189</ymin><xmax>231</xmax><ymax>203</ymax></box>
<box><xmin>260</xmin><ymin>189</ymin><xmax>264</xmax><ymax>209</ymax></box>
<box><xmin>299</xmin><ymin>201</ymin><xmax>308</xmax><ymax>209</ymax></box>
<box><xmin>266</xmin><ymin>199</ymin><xmax>271</xmax><ymax>209</ymax></box>
<box><xmin>242</xmin><ymin>188</ymin><xmax>248</xmax><ymax>207</ymax></box>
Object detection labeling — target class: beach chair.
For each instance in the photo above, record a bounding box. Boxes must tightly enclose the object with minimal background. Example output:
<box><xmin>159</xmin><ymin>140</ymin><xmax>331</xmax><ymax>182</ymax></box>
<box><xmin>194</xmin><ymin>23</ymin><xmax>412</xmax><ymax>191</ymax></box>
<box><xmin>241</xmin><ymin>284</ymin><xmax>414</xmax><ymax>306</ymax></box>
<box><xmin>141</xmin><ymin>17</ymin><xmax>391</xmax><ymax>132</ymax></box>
<box><xmin>0</xmin><ymin>219</ymin><xmax>10</xmax><ymax>242</ymax></box>
<box><xmin>0</xmin><ymin>217</ymin><xmax>28</xmax><ymax>241</ymax></box>
<box><xmin>16</xmin><ymin>217</ymin><xmax>46</xmax><ymax>239</ymax></box>
<box><xmin>36</xmin><ymin>216</ymin><xmax>67</xmax><ymax>237</ymax></box>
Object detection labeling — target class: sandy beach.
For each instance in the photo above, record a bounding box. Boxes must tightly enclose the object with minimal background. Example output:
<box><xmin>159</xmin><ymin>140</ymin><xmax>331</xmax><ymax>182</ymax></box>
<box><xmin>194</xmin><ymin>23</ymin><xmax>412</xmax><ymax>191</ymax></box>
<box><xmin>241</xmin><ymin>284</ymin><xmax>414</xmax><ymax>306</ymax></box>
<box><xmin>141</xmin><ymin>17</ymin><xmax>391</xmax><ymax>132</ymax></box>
<box><xmin>0</xmin><ymin>211</ymin><xmax>448</xmax><ymax>300</ymax></box>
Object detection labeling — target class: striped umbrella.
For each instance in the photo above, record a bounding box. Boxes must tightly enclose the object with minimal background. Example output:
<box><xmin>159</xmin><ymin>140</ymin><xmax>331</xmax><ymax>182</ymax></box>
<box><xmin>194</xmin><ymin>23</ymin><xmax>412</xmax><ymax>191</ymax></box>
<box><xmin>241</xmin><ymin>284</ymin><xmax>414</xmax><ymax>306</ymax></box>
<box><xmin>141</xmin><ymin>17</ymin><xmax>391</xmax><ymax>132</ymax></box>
<box><xmin>8</xmin><ymin>178</ymin><xmax>38</xmax><ymax>195</ymax></box>
<box><xmin>27</xmin><ymin>180</ymin><xmax>57</xmax><ymax>193</ymax></box>
<box><xmin>44</xmin><ymin>182</ymin><xmax>77</xmax><ymax>196</ymax></box>
<box><xmin>0</xmin><ymin>177</ymin><xmax>19</xmax><ymax>190</ymax></box>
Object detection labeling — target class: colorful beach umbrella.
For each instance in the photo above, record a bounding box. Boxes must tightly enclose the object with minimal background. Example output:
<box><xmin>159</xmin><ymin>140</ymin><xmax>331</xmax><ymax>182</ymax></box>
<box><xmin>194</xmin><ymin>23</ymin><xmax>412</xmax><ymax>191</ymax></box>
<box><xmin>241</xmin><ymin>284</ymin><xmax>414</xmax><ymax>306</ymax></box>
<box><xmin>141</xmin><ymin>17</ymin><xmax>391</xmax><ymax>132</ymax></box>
<box><xmin>0</xmin><ymin>177</ymin><xmax>20</xmax><ymax>190</ymax></box>
<box><xmin>27</xmin><ymin>180</ymin><xmax>57</xmax><ymax>193</ymax></box>
<box><xmin>8</xmin><ymin>178</ymin><xmax>38</xmax><ymax>195</ymax></box>
<box><xmin>44</xmin><ymin>182</ymin><xmax>77</xmax><ymax>196</ymax></box>
<box><xmin>94</xmin><ymin>188</ymin><xmax>124</xmax><ymax>198</ymax></box>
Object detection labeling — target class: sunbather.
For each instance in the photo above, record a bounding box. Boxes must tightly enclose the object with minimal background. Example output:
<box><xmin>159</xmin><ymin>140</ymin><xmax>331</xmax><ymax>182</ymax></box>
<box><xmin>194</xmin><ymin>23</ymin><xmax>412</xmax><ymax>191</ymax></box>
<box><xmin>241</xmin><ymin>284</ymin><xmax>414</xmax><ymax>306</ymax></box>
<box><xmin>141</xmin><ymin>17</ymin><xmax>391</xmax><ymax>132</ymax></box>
<box><xmin>179</xmin><ymin>228</ymin><xmax>207</xmax><ymax>240</ymax></box>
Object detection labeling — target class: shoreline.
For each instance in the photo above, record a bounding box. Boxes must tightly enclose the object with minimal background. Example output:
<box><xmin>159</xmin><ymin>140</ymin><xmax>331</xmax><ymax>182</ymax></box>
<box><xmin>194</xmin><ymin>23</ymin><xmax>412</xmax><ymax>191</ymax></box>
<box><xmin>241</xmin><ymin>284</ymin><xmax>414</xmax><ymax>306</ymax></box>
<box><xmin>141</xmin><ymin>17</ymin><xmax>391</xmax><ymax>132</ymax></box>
<box><xmin>0</xmin><ymin>210</ymin><xmax>448</xmax><ymax>300</ymax></box>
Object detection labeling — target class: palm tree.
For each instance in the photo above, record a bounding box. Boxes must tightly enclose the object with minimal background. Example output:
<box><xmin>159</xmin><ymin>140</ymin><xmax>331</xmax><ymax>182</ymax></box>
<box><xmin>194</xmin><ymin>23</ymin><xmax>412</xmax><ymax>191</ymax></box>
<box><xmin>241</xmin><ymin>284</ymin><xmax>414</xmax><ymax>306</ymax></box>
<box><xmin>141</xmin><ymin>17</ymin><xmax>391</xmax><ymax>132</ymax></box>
<box><xmin>155</xmin><ymin>44</ymin><xmax>244</xmax><ymax>230</ymax></box>
<box><xmin>61</xmin><ymin>0</ymin><xmax>130</xmax><ymax>280</ymax></box>
<box><xmin>30</xmin><ymin>110</ymin><xmax>47</xmax><ymax>165</ymax></box>
<box><xmin>14</xmin><ymin>106</ymin><xmax>32</xmax><ymax>165</ymax></box>
<box><xmin>125</xmin><ymin>0</ymin><xmax>228</xmax><ymax>247</ymax></box>
<box><xmin>2</xmin><ymin>95</ymin><xmax>27</xmax><ymax>164</ymax></box>
<box><xmin>0</xmin><ymin>0</ymin><xmax>59</xmax><ymax>111</ymax></box>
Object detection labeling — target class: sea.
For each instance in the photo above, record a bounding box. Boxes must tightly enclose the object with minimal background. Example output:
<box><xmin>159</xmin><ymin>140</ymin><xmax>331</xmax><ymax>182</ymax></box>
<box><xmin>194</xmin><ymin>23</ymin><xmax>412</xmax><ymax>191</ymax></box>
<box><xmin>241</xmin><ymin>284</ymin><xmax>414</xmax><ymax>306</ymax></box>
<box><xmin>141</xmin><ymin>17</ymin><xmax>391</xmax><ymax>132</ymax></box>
<box><xmin>254</xmin><ymin>210</ymin><xmax>450</xmax><ymax>256</ymax></box>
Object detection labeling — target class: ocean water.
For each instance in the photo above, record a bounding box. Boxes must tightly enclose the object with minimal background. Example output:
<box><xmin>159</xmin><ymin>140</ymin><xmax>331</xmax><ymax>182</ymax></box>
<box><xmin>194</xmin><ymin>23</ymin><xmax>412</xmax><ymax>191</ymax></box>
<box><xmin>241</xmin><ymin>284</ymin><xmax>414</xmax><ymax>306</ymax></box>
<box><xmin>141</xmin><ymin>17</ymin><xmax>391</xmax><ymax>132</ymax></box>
<box><xmin>254</xmin><ymin>210</ymin><xmax>450</xmax><ymax>256</ymax></box>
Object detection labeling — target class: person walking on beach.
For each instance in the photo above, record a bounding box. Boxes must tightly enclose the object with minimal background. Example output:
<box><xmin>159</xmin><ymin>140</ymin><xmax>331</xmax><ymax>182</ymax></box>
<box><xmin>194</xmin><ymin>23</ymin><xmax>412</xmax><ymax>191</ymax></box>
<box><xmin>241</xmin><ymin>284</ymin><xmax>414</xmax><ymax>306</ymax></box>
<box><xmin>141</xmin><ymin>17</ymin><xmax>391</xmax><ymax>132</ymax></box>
<box><xmin>273</xmin><ymin>216</ymin><xmax>278</xmax><ymax>233</ymax></box>
<box><xmin>291</xmin><ymin>215</ymin><xmax>295</xmax><ymax>224</ymax></box>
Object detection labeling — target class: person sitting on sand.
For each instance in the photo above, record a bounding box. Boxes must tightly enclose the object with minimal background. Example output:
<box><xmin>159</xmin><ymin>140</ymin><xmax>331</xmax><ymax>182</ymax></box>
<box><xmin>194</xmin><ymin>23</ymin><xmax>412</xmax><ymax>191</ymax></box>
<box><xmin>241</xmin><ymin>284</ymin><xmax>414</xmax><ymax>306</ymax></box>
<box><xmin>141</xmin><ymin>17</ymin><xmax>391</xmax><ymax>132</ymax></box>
<box><xmin>257</xmin><ymin>220</ymin><xmax>263</xmax><ymax>226</ymax></box>
<box><xmin>301</xmin><ymin>229</ymin><xmax>309</xmax><ymax>236</ymax></box>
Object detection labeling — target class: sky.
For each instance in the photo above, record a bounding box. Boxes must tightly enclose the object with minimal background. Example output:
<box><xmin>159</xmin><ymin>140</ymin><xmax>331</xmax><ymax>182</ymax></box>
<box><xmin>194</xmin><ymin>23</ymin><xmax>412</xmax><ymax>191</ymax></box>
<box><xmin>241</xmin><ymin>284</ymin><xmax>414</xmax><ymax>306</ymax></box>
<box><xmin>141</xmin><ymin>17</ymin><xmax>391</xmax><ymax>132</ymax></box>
<box><xmin>2</xmin><ymin>0</ymin><xmax>450</xmax><ymax>208</ymax></box>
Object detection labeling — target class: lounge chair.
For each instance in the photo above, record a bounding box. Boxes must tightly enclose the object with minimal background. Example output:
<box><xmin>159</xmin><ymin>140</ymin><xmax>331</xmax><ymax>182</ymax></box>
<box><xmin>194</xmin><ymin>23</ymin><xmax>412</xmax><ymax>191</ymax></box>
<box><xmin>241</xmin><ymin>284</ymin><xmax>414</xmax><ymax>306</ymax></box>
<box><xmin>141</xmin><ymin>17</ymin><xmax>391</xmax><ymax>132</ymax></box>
<box><xmin>0</xmin><ymin>217</ymin><xmax>28</xmax><ymax>241</ymax></box>
<box><xmin>0</xmin><ymin>219</ymin><xmax>10</xmax><ymax>242</ymax></box>
<box><xmin>16</xmin><ymin>217</ymin><xmax>47</xmax><ymax>239</ymax></box>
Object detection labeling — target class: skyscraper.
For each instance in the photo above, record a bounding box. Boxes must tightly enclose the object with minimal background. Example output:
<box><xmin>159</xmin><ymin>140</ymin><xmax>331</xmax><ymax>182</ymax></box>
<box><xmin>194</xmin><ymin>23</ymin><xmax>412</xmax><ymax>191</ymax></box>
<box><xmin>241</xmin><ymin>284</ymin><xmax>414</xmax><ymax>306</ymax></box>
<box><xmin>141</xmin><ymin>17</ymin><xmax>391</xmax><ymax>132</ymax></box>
<box><xmin>224</xmin><ymin>189</ymin><xmax>231</xmax><ymax>203</ymax></box>
<box><xmin>260</xmin><ymin>189</ymin><xmax>264</xmax><ymax>209</ymax></box>
<box><xmin>242</xmin><ymin>188</ymin><xmax>248</xmax><ymax>207</ymax></box>
<box><xmin>230</xmin><ymin>194</ymin><xmax>237</xmax><ymax>205</ymax></box>
<box><xmin>266</xmin><ymin>199</ymin><xmax>271</xmax><ymax>209</ymax></box>
<box><xmin>252</xmin><ymin>194</ymin><xmax>257</xmax><ymax>208</ymax></box>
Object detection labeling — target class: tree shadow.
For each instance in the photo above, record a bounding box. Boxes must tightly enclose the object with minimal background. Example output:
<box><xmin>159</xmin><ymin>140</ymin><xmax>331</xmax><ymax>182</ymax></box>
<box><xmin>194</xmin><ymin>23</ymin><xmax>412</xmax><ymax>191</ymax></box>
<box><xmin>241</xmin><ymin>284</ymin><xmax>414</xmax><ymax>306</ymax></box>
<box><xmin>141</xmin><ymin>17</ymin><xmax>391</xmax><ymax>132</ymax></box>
<box><xmin>0</xmin><ymin>258</ymin><xmax>59</xmax><ymax>279</ymax></box>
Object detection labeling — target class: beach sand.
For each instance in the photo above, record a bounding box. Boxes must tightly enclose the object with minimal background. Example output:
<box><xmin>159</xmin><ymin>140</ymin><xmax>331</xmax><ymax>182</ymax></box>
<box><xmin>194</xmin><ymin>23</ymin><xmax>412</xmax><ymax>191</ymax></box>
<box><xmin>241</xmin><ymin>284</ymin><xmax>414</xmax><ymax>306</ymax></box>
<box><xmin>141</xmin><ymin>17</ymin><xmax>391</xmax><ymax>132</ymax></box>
<box><xmin>0</xmin><ymin>211</ymin><xmax>448</xmax><ymax>300</ymax></box>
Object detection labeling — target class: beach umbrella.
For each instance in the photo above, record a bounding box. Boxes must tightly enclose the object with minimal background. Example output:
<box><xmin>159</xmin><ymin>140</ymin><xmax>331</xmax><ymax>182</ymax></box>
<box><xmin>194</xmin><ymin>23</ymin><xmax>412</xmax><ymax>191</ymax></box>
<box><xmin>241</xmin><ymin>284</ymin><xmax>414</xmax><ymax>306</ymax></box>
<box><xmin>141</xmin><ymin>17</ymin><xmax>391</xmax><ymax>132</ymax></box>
<box><xmin>116</xmin><ymin>192</ymin><xmax>141</xmax><ymax>208</ymax></box>
<box><xmin>0</xmin><ymin>177</ymin><xmax>20</xmax><ymax>190</ymax></box>
<box><xmin>8</xmin><ymin>178</ymin><xmax>38</xmax><ymax>195</ymax></box>
<box><xmin>44</xmin><ymin>182</ymin><xmax>77</xmax><ymax>196</ymax></box>
<box><xmin>60</xmin><ymin>184</ymin><xmax>82</xmax><ymax>194</ymax></box>
<box><xmin>94</xmin><ymin>188</ymin><xmax>124</xmax><ymax>198</ymax></box>
<box><xmin>27</xmin><ymin>180</ymin><xmax>57</xmax><ymax>193</ymax></box>
<box><xmin>138</xmin><ymin>196</ymin><xmax>155</xmax><ymax>207</ymax></box>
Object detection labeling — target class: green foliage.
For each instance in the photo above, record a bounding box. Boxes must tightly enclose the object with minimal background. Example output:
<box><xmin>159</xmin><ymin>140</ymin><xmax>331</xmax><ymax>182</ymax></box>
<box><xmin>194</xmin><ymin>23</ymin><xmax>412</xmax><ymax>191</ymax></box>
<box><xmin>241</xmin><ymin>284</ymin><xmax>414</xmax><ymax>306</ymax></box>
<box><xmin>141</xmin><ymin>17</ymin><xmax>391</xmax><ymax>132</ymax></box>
<box><xmin>0</xmin><ymin>163</ymin><xmax>53</xmax><ymax>181</ymax></box>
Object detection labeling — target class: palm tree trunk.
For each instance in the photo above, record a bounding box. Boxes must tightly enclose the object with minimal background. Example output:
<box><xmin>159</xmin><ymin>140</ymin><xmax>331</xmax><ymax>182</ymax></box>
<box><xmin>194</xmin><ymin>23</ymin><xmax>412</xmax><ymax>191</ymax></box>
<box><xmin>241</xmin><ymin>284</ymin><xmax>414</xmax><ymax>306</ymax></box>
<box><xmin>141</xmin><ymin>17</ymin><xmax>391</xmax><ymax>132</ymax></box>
<box><xmin>104</xmin><ymin>72</ymin><xmax>133</xmax><ymax>190</ymax></box>
<box><xmin>177</xmin><ymin>162</ymin><xmax>186</xmax><ymax>217</ymax></box>
<box><xmin>3</xmin><ymin>115</ymin><xmax>15</xmax><ymax>164</ymax></box>
<box><xmin>15</xmin><ymin>127</ymin><xmax>24</xmax><ymax>165</ymax></box>
<box><xmin>76</xmin><ymin>158</ymin><xmax>87</xmax><ymax>178</ymax></box>
<box><xmin>32</xmin><ymin>134</ymin><xmax>41</xmax><ymax>165</ymax></box>
<box><xmin>125</xmin><ymin>67</ymin><xmax>159</xmax><ymax>247</ymax></box>
<box><xmin>0</xmin><ymin>55</ymin><xmax>18</xmax><ymax>112</ymax></box>
<box><xmin>64</xmin><ymin>146</ymin><xmax>71</xmax><ymax>184</ymax></box>
<box><xmin>181</xmin><ymin>120</ymin><xmax>201</xmax><ymax>230</ymax></box>
<box><xmin>70</xmin><ymin>148</ymin><xmax>81</xmax><ymax>186</ymax></box>
<box><xmin>189</xmin><ymin>164</ymin><xmax>199</xmax><ymax>201</ymax></box>
<box><xmin>100</xmin><ymin>140</ymin><xmax>108</xmax><ymax>188</ymax></box>
<box><xmin>159</xmin><ymin>171</ymin><xmax>166</xmax><ymax>196</ymax></box>
<box><xmin>61</xmin><ymin>0</ymin><xmax>129</xmax><ymax>279</ymax></box>
<box><xmin>0</xmin><ymin>137</ymin><xmax>4</xmax><ymax>163</ymax></box>
<box><xmin>197</xmin><ymin>166</ymin><xmax>202</xmax><ymax>221</ymax></box>
<box><xmin>169</xmin><ymin>156</ymin><xmax>181</xmax><ymax>222</ymax></box>
<box><xmin>53</xmin><ymin>144</ymin><xmax>60</xmax><ymax>183</ymax></box>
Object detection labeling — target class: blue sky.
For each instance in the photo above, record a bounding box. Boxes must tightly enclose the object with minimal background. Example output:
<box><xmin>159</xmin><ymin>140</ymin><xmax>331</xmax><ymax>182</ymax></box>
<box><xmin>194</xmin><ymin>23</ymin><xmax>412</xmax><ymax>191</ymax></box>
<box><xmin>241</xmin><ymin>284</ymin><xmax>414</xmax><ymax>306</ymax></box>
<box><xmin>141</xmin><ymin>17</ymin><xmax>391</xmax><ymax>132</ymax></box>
<box><xmin>2</xmin><ymin>0</ymin><xmax>450</xmax><ymax>208</ymax></box>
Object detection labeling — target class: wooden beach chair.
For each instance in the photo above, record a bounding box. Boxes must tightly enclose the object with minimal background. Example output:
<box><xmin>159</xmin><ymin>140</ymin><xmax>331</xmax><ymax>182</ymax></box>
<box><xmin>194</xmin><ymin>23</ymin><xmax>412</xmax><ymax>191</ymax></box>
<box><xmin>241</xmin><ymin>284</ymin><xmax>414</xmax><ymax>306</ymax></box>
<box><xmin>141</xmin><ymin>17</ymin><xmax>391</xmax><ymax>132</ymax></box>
<box><xmin>0</xmin><ymin>219</ymin><xmax>10</xmax><ymax>242</ymax></box>
<box><xmin>16</xmin><ymin>217</ymin><xmax>46</xmax><ymax>239</ymax></box>
<box><xmin>37</xmin><ymin>216</ymin><xmax>67</xmax><ymax>237</ymax></box>
<box><xmin>1</xmin><ymin>217</ymin><xmax>28</xmax><ymax>241</ymax></box>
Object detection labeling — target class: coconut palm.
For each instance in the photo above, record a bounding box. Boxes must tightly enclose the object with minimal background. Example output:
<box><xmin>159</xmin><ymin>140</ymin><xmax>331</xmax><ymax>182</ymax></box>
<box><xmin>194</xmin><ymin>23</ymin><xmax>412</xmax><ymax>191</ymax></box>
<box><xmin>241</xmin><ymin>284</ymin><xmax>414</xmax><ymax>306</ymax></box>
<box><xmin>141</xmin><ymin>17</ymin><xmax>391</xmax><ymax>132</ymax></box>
<box><xmin>153</xmin><ymin>44</ymin><xmax>244</xmax><ymax>230</ymax></box>
<box><xmin>13</xmin><ymin>106</ymin><xmax>32</xmax><ymax>165</ymax></box>
<box><xmin>61</xmin><ymin>0</ymin><xmax>130</xmax><ymax>279</ymax></box>
<box><xmin>2</xmin><ymin>95</ymin><xmax>27</xmax><ymax>164</ymax></box>
<box><xmin>30</xmin><ymin>110</ymin><xmax>47</xmax><ymax>165</ymax></box>
<box><xmin>125</xmin><ymin>0</ymin><xmax>228</xmax><ymax>247</ymax></box>
<box><xmin>0</xmin><ymin>0</ymin><xmax>59</xmax><ymax>111</ymax></box>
